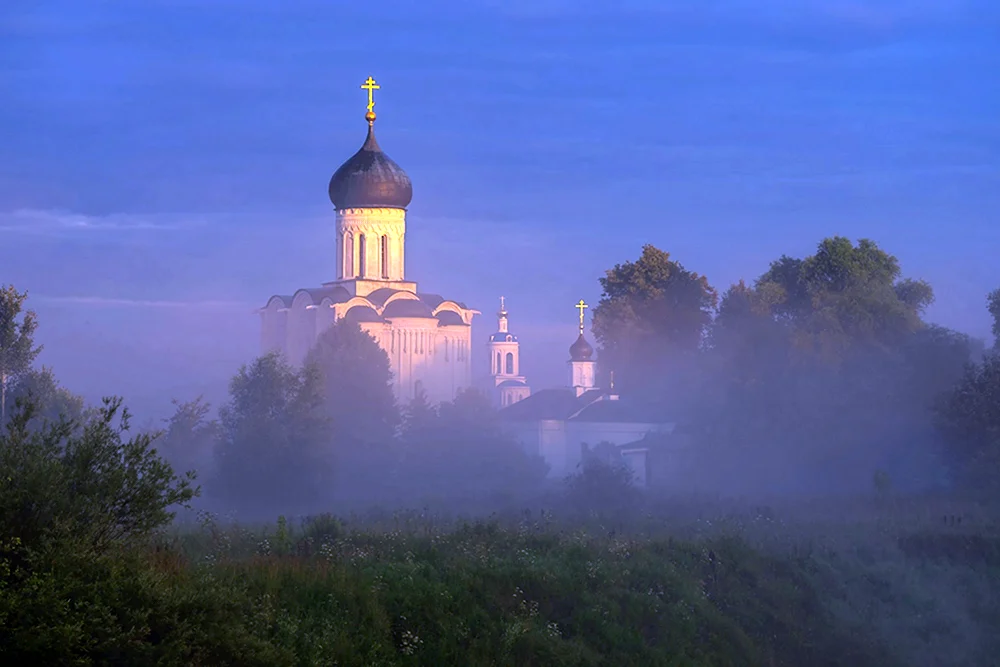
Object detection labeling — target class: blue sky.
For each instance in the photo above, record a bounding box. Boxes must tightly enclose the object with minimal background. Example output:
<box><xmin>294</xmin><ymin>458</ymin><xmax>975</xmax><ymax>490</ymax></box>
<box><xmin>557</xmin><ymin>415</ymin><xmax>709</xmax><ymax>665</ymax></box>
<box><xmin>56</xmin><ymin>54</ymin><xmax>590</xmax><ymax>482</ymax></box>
<box><xmin>2</xmin><ymin>0</ymin><xmax>998</xmax><ymax>420</ymax></box>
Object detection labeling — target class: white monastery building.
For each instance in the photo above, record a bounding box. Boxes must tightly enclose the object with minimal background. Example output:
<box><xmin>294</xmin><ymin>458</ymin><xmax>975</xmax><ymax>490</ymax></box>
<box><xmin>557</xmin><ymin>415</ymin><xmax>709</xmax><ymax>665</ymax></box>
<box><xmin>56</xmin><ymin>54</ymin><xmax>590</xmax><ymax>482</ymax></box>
<box><xmin>259</xmin><ymin>77</ymin><xmax>478</xmax><ymax>405</ymax></box>
<box><xmin>499</xmin><ymin>301</ymin><xmax>675</xmax><ymax>483</ymax></box>
<box><xmin>258</xmin><ymin>76</ymin><xmax>676</xmax><ymax>483</ymax></box>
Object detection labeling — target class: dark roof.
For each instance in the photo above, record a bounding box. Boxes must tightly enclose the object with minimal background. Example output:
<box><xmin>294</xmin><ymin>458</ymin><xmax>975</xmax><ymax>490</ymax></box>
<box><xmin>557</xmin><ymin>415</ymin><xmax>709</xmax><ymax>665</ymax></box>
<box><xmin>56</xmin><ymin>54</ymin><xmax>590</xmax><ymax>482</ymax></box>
<box><xmin>500</xmin><ymin>388</ymin><xmax>669</xmax><ymax>425</ymax></box>
<box><xmin>498</xmin><ymin>379</ymin><xmax>528</xmax><ymax>388</ymax></box>
<box><xmin>572</xmin><ymin>399</ymin><xmax>665</xmax><ymax>424</ymax></box>
<box><xmin>294</xmin><ymin>286</ymin><xmax>351</xmax><ymax>304</ymax></box>
<box><xmin>489</xmin><ymin>332</ymin><xmax>518</xmax><ymax>342</ymax></box>
<box><xmin>436</xmin><ymin>311</ymin><xmax>467</xmax><ymax>326</ymax></box>
<box><xmin>569</xmin><ymin>333</ymin><xmax>594</xmax><ymax>361</ymax></box>
<box><xmin>382</xmin><ymin>299</ymin><xmax>435</xmax><ymax>319</ymax></box>
<box><xmin>328</xmin><ymin>123</ymin><xmax>413</xmax><ymax>209</ymax></box>
<box><xmin>343</xmin><ymin>305</ymin><xmax>384</xmax><ymax>324</ymax></box>
<box><xmin>366</xmin><ymin>287</ymin><xmax>399</xmax><ymax>307</ymax></box>
<box><xmin>417</xmin><ymin>293</ymin><xmax>444</xmax><ymax>309</ymax></box>
<box><xmin>267</xmin><ymin>295</ymin><xmax>293</xmax><ymax>308</ymax></box>
<box><xmin>500</xmin><ymin>388</ymin><xmax>603</xmax><ymax>421</ymax></box>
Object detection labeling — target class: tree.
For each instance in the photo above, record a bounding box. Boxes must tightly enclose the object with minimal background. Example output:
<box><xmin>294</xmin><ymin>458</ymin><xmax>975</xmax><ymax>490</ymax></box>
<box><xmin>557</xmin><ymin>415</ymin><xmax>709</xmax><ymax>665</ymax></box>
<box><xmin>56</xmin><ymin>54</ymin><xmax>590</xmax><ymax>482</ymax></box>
<box><xmin>157</xmin><ymin>396</ymin><xmax>219</xmax><ymax>480</ymax></box>
<box><xmin>936</xmin><ymin>352</ymin><xmax>1000</xmax><ymax>496</ymax></box>
<box><xmin>0</xmin><ymin>395</ymin><xmax>198</xmax><ymax>664</ymax></box>
<box><xmin>6</xmin><ymin>366</ymin><xmax>87</xmax><ymax>430</ymax></box>
<box><xmin>592</xmin><ymin>245</ymin><xmax>717</xmax><ymax>398</ymax></box>
<box><xmin>0</xmin><ymin>285</ymin><xmax>42</xmax><ymax>425</ymax></box>
<box><xmin>695</xmin><ymin>238</ymin><xmax>960</xmax><ymax>495</ymax></box>
<box><xmin>304</xmin><ymin>319</ymin><xmax>399</xmax><ymax>448</ymax></box>
<box><xmin>304</xmin><ymin>319</ymin><xmax>400</xmax><ymax>504</ymax></box>
<box><xmin>0</xmin><ymin>395</ymin><xmax>196</xmax><ymax>554</ymax></box>
<box><xmin>395</xmin><ymin>388</ymin><xmax>548</xmax><ymax>508</ymax></box>
<box><xmin>756</xmin><ymin>237</ymin><xmax>931</xmax><ymax>362</ymax></box>
<box><xmin>988</xmin><ymin>287</ymin><xmax>1000</xmax><ymax>348</ymax></box>
<box><xmin>212</xmin><ymin>352</ymin><xmax>330</xmax><ymax>516</ymax></box>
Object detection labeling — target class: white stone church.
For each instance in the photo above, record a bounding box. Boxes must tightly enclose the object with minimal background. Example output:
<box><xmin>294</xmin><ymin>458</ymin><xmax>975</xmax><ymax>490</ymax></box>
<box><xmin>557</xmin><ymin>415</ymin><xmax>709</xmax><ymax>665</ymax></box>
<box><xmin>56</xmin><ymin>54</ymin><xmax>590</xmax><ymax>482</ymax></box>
<box><xmin>259</xmin><ymin>79</ymin><xmax>678</xmax><ymax>483</ymax></box>
<box><xmin>259</xmin><ymin>85</ymin><xmax>478</xmax><ymax>405</ymax></box>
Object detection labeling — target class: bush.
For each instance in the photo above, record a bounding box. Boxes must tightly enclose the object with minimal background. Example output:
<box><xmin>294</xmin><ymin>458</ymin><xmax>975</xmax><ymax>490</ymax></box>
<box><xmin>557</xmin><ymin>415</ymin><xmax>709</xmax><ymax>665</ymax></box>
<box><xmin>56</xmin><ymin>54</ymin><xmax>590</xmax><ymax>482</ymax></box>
<box><xmin>0</xmin><ymin>396</ymin><xmax>197</xmax><ymax>663</ymax></box>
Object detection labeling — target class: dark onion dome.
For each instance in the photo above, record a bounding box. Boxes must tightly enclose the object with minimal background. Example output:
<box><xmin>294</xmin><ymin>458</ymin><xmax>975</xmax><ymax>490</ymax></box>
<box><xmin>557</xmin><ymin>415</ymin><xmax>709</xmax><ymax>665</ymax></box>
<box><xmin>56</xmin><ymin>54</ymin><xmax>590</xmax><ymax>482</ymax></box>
<box><xmin>328</xmin><ymin>120</ymin><xmax>413</xmax><ymax>209</ymax></box>
<box><xmin>569</xmin><ymin>333</ymin><xmax>594</xmax><ymax>361</ymax></box>
<box><xmin>490</xmin><ymin>331</ymin><xmax>518</xmax><ymax>343</ymax></box>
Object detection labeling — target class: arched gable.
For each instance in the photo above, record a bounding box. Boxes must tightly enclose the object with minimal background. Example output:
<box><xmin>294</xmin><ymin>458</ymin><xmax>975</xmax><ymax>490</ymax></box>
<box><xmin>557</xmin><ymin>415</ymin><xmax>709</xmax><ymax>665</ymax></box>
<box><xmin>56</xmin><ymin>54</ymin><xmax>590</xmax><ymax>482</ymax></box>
<box><xmin>380</xmin><ymin>290</ymin><xmax>422</xmax><ymax>310</ymax></box>
<box><xmin>265</xmin><ymin>294</ymin><xmax>292</xmax><ymax>311</ymax></box>
<box><xmin>291</xmin><ymin>289</ymin><xmax>316</xmax><ymax>309</ymax></box>
<box><xmin>431</xmin><ymin>300</ymin><xmax>469</xmax><ymax>323</ymax></box>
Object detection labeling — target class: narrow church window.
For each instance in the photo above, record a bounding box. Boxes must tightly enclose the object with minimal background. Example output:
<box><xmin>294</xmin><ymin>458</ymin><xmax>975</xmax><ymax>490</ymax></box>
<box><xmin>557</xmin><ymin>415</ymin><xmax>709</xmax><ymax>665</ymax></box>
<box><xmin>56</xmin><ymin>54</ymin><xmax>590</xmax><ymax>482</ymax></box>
<box><xmin>358</xmin><ymin>234</ymin><xmax>367</xmax><ymax>277</ymax></box>
<box><xmin>337</xmin><ymin>233</ymin><xmax>344</xmax><ymax>278</ymax></box>
<box><xmin>444</xmin><ymin>337</ymin><xmax>449</xmax><ymax>360</ymax></box>
<box><xmin>495</xmin><ymin>352</ymin><xmax>501</xmax><ymax>374</ymax></box>
<box><xmin>505</xmin><ymin>352</ymin><xmax>514</xmax><ymax>374</ymax></box>
<box><xmin>381</xmin><ymin>235</ymin><xmax>389</xmax><ymax>278</ymax></box>
<box><xmin>391</xmin><ymin>330</ymin><xmax>395</xmax><ymax>352</ymax></box>
<box><xmin>345</xmin><ymin>232</ymin><xmax>354</xmax><ymax>277</ymax></box>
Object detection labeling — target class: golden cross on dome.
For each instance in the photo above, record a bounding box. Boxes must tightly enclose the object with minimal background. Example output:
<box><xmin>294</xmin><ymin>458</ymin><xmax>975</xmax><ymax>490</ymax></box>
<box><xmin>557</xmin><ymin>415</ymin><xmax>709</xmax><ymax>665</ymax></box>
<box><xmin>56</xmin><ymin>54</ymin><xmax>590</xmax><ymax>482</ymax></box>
<box><xmin>360</xmin><ymin>75</ymin><xmax>380</xmax><ymax>113</ymax></box>
<box><xmin>500</xmin><ymin>296</ymin><xmax>506</xmax><ymax>311</ymax></box>
<box><xmin>575</xmin><ymin>299</ymin><xmax>588</xmax><ymax>331</ymax></box>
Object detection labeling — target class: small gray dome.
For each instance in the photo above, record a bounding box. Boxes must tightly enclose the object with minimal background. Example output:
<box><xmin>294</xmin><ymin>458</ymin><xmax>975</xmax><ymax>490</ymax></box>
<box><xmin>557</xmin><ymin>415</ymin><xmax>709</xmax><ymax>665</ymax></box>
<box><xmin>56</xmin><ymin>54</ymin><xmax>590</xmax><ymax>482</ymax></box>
<box><xmin>328</xmin><ymin>123</ymin><xmax>413</xmax><ymax>209</ymax></box>
<box><xmin>569</xmin><ymin>333</ymin><xmax>594</xmax><ymax>361</ymax></box>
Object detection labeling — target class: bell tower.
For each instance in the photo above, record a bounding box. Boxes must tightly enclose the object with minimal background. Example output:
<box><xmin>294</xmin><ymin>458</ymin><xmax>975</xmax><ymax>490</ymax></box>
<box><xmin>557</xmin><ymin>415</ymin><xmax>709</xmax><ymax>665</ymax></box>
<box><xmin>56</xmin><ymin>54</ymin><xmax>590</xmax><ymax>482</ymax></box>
<box><xmin>488</xmin><ymin>297</ymin><xmax>530</xmax><ymax>407</ymax></box>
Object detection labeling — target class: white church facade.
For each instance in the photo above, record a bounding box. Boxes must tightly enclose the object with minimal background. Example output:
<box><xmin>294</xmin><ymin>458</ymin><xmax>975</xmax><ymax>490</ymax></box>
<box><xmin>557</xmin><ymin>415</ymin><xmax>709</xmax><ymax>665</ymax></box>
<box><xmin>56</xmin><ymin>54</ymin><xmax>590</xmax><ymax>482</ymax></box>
<box><xmin>259</xmin><ymin>78</ymin><xmax>478</xmax><ymax>405</ymax></box>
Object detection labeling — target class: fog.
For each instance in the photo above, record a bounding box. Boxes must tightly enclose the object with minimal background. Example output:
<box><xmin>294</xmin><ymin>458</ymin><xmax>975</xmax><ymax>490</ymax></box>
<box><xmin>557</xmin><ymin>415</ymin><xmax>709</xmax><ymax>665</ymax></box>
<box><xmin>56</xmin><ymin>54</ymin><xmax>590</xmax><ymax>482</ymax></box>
<box><xmin>3</xmin><ymin>2</ymin><xmax>1000</xmax><ymax>664</ymax></box>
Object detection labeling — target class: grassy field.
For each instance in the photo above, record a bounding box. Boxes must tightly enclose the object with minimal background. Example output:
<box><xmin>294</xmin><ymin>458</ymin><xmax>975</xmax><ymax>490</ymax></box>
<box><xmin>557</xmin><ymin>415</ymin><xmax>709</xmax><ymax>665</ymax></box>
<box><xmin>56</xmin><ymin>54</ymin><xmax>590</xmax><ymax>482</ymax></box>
<box><xmin>4</xmin><ymin>493</ymin><xmax>999</xmax><ymax>666</ymax></box>
<box><xmin>147</xmin><ymin>495</ymin><xmax>999</xmax><ymax>667</ymax></box>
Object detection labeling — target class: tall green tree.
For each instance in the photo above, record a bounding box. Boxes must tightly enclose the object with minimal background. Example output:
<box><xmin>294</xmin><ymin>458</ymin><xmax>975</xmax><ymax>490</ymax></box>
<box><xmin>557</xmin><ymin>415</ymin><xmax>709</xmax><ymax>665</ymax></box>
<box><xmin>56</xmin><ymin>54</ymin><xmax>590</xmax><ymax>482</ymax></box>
<box><xmin>592</xmin><ymin>245</ymin><xmax>717</xmax><ymax>398</ymax></box>
<box><xmin>755</xmin><ymin>237</ymin><xmax>932</xmax><ymax>362</ymax></box>
<box><xmin>212</xmin><ymin>352</ymin><xmax>329</xmax><ymax>515</ymax></box>
<box><xmin>697</xmin><ymin>237</ymin><xmax>961</xmax><ymax>495</ymax></box>
<box><xmin>0</xmin><ymin>285</ymin><xmax>42</xmax><ymax>425</ymax></box>
<box><xmin>304</xmin><ymin>319</ymin><xmax>399</xmax><ymax>503</ymax></box>
<box><xmin>305</xmin><ymin>319</ymin><xmax>399</xmax><ymax>447</ymax></box>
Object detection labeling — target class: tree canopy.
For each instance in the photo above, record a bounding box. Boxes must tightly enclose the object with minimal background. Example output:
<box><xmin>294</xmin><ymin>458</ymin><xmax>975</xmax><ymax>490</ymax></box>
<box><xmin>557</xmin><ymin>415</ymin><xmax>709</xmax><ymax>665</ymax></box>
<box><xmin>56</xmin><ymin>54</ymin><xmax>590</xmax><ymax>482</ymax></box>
<box><xmin>211</xmin><ymin>352</ymin><xmax>330</xmax><ymax>516</ymax></box>
<box><xmin>677</xmin><ymin>237</ymin><xmax>967</xmax><ymax>495</ymax></box>
<box><xmin>304</xmin><ymin>318</ymin><xmax>399</xmax><ymax>448</ymax></box>
<box><xmin>592</xmin><ymin>245</ymin><xmax>718</xmax><ymax>397</ymax></box>
<box><xmin>395</xmin><ymin>388</ymin><xmax>548</xmax><ymax>508</ymax></box>
<box><xmin>0</xmin><ymin>285</ymin><xmax>42</xmax><ymax>425</ymax></box>
<box><xmin>988</xmin><ymin>287</ymin><xmax>1000</xmax><ymax>348</ymax></box>
<box><xmin>157</xmin><ymin>396</ymin><xmax>219</xmax><ymax>481</ymax></box>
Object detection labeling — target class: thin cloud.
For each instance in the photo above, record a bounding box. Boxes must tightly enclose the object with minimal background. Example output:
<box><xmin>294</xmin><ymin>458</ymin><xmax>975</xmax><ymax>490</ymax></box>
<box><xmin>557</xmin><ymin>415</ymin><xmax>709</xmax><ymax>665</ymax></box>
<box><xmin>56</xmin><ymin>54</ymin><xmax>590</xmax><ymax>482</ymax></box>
<box><xmin>35</xmin><ymin>295</ymin><xmax>253</xmax><ymax>310</ymax></box>
<box><xmin>0</xmin><ymin>209</ymin><xmax>203</xmax><ymax>235</ymax></box>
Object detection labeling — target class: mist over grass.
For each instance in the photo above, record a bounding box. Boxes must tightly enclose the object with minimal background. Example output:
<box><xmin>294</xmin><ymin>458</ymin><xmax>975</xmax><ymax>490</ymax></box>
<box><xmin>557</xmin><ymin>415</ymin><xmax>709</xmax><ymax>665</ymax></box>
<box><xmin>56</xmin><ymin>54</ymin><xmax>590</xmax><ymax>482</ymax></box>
<box><xmin>3</xmin><ymin>231</ymin><xmax>1000</xmax><ymax>664</ymax></box>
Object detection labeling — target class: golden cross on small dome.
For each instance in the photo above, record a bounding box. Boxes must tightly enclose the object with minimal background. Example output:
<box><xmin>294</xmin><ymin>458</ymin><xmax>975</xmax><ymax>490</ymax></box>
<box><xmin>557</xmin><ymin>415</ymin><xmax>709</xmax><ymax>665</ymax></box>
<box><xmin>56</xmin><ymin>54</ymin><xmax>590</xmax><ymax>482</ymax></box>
<box><xmin>500</xmin><ymin>296</ymin><xmax>506</xmax><ymax>311</ymax></box>
<box><xmin>361</xmin><ymin>76</ymin><xmax>380</xmax><ymax>121</ymax></box>
<box><xmin>575</xmin><ymin>299</ymin><xmax>588</xmax><ymax>331</ymax></box>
